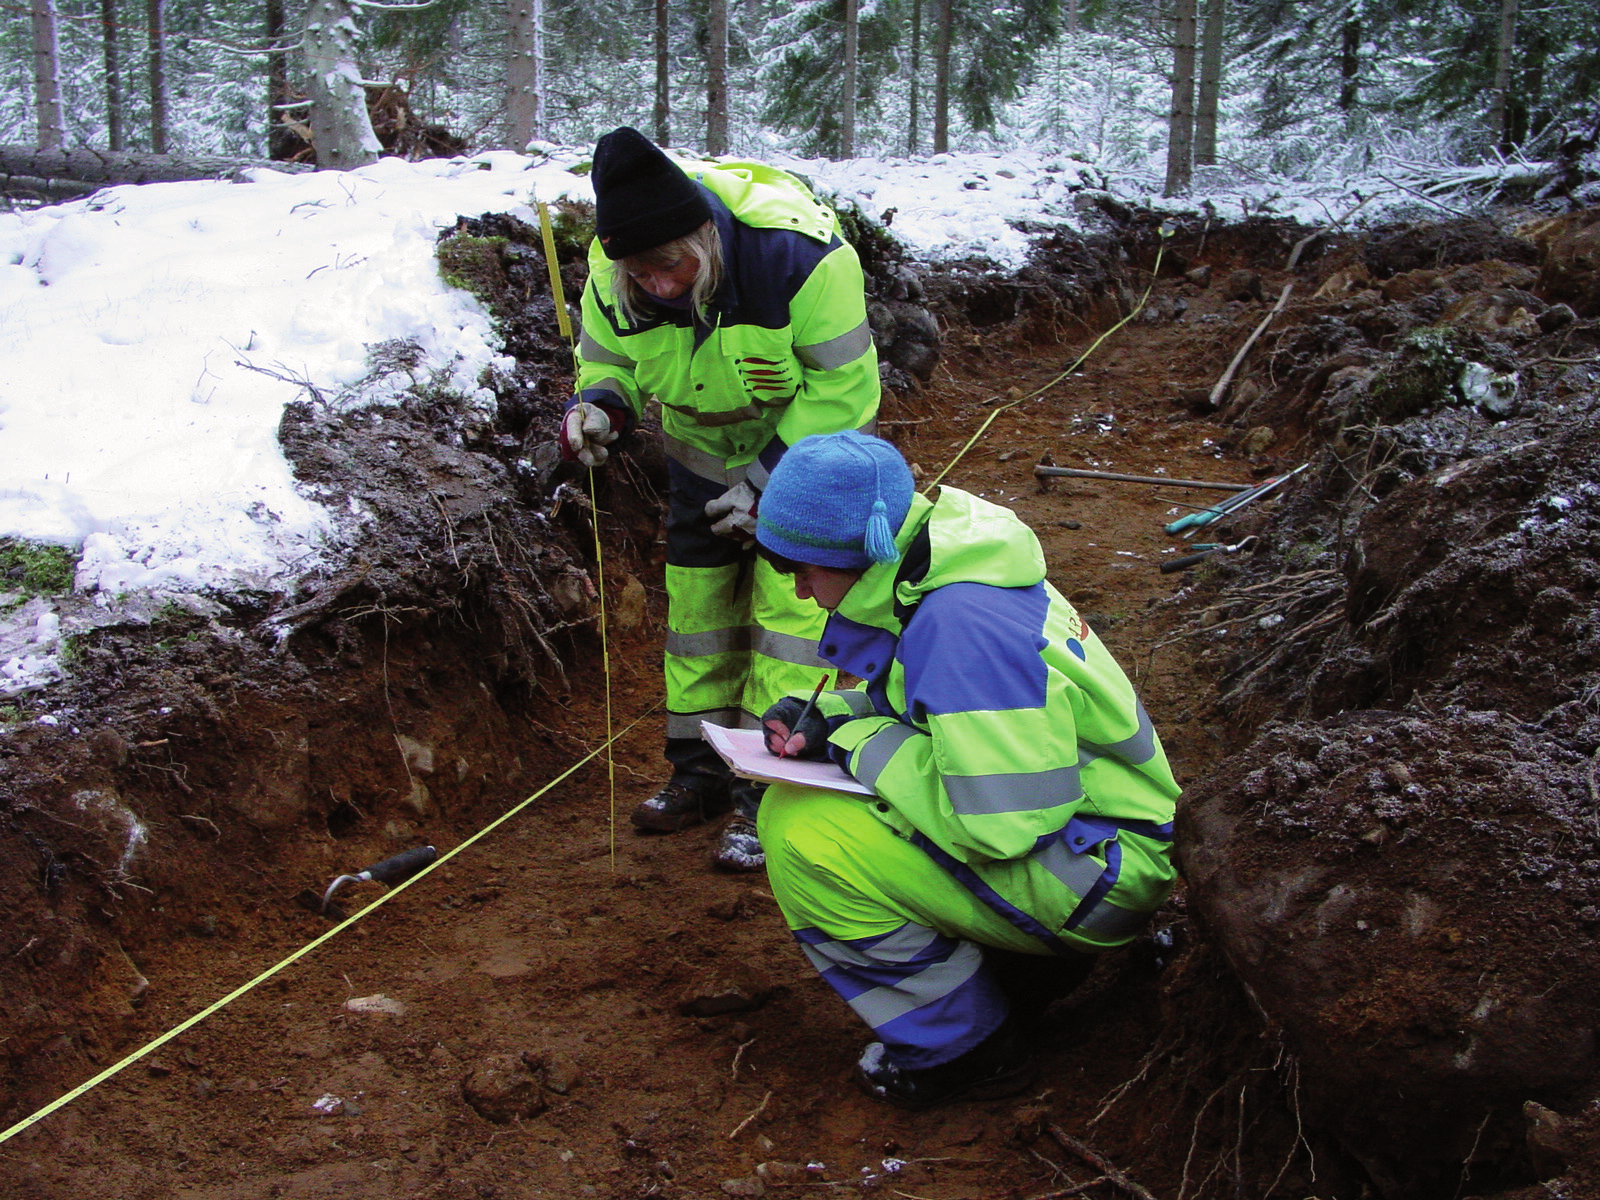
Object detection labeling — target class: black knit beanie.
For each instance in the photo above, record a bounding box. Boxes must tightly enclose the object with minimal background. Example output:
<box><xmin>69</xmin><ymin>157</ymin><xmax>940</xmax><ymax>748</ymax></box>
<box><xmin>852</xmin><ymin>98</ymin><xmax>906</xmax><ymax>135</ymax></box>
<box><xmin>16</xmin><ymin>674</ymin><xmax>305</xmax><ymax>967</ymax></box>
<box><xmin>591</xmin><ymin>127</ymin><xmax>713</xmax><ymax>261</ymax></box>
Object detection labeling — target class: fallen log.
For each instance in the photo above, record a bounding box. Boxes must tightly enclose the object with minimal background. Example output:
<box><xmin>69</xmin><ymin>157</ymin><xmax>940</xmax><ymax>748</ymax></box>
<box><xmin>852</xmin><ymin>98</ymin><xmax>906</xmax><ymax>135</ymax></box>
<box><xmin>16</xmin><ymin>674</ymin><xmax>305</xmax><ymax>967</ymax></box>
<box><xmin>0</xmin><ymin>146</ymin><xmax>311</xmax><ymax>205</ymax></box>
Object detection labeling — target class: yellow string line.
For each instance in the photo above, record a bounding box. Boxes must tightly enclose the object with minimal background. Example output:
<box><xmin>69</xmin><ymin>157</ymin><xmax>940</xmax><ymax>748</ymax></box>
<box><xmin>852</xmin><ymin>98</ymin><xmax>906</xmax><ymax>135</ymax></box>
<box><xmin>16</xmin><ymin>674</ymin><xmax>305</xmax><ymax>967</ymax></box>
<box><xmin>0</xmin><ymin>707</ymin><xmax>656</xmax><ymax>1149</ymax></box>
<box><xmin>537</xmin><ymin>198</ymin><xmax>618</xmax><ymax>871</ymax></box>
<box><xmin>921</xmin><ymin>229</ymin><xmax>1171</xmax><ymax>495</ymax></box>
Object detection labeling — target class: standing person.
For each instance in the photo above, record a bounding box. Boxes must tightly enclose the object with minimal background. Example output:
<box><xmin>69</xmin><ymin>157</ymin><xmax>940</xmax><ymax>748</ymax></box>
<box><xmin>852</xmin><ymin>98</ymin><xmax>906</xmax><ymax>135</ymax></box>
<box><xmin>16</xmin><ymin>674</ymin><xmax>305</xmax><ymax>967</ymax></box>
<box><xmin>751</xmin><ymin>430</ymin><xmax>1180</xmax><ymax>1108</ymax></box>
<box><xmin>561</xmin><ymin>127</ymin><xmax>880</xmax><ymax>871</ymax></box>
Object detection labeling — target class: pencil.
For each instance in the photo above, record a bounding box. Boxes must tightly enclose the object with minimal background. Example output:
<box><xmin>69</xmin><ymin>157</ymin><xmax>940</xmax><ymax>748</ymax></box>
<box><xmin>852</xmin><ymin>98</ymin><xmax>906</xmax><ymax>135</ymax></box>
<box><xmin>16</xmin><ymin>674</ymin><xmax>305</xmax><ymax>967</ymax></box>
<box><xmin>779</xmin><ymin>675</ymin><xmax>829</xmax><ymax>759</ymax></box>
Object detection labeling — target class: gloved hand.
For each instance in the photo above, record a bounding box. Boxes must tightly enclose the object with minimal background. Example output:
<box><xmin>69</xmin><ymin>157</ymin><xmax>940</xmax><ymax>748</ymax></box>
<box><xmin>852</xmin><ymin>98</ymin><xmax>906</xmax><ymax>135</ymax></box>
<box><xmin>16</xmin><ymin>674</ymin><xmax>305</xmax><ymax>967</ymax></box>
<box><xmin>761</xmin><ymin>694</ymin><xmax>833</xmax><ymax>760</ymax></box>
<box><xmin>561</xmin><ymin>401</ymin><xmax>620</xmax><ymax>467</ymax></box>
<box><xmin>705</xmin><ymin>480</ymin><xmax>760</xmax><ymax>540</ymax></box>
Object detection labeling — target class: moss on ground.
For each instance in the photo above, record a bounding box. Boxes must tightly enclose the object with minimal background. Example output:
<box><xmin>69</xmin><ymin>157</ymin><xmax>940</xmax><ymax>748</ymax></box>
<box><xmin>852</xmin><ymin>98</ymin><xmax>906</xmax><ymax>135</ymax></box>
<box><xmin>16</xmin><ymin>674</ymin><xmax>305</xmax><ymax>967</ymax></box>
<box><xmin>1</xmin><ymin>537</ymin><xmax>75</xmax><ymax>608</ymax></box>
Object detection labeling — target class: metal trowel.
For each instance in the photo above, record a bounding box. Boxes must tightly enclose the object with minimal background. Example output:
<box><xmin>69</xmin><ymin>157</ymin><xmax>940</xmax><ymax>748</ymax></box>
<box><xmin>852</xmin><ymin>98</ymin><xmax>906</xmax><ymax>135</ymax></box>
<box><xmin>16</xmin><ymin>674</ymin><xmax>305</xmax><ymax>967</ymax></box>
<box><xmin>298</xmin><ymin>845</ymin><xmax>439</xmax><ymax>919</ymax></box>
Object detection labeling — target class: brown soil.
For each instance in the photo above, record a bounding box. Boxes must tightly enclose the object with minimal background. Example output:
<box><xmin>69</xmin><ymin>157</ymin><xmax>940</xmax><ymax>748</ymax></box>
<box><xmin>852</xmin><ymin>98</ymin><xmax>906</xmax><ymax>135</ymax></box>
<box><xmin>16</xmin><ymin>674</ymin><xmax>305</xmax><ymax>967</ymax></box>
<box><xmin>3</xmin><ymin>204</ymin><xmax>1599</xmax><ymax>1200</ymax></box>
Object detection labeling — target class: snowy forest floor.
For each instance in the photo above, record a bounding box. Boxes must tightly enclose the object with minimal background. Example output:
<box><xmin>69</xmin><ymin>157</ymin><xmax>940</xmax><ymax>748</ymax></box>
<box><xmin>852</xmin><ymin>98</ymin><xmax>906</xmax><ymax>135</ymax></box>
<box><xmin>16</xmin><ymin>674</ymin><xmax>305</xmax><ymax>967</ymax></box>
<box><xmin>3</xmin><ymin>203</ymin><xmax>1600</xmax><ymax>1200</ymax></box>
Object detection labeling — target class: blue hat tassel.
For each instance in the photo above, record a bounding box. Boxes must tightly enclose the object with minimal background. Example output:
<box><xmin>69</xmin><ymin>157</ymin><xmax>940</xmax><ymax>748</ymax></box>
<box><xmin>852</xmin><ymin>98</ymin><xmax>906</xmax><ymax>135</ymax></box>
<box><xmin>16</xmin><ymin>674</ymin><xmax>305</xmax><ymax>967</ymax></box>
<box><xmin>864</xmin><ymin>498</ymin><xmax>899</xmax><ymax>564</ymax></box>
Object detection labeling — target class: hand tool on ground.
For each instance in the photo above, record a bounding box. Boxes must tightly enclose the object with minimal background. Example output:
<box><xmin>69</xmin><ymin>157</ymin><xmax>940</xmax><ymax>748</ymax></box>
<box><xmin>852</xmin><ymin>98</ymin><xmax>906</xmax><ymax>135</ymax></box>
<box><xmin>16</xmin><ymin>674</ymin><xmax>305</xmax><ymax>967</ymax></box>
<box><xmin>1164</xmin><ymin>464</ymin><xmax>1307</xmax><ymax>537</ymax></box>
<box><xmin>318</xmin><ymin>845</ymin><xmax>438</xmax><ymax>918</ymax></box>
<box><xmin>778</xmin><ymin>675</ymin><xmax>829</xmax><ymax>759</ymax></box>
<box><xmin>1160</xmin><ymin>536</ymin><xmax>1259</xmax><ymax>574</ymax></box>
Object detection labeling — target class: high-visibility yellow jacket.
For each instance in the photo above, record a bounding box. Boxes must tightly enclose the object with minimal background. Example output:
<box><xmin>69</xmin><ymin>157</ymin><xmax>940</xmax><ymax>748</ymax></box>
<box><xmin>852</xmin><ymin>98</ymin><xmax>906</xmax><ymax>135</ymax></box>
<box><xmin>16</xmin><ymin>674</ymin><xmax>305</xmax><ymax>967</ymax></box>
<box><xmin>575</xmin><ymin>158</ymin><xmax>879</xmax><ymax>483</ymax></box>
<box><xmin>812</xmin><ymin>487</ymin><xmax>1180</xmax><ymax>950</ymax></box>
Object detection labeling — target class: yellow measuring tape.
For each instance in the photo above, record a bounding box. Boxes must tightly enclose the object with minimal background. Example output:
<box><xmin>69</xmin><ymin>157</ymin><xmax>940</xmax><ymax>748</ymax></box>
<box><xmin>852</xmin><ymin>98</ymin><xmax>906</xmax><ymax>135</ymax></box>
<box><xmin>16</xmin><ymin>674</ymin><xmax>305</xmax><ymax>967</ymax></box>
<box><xmin>537</xmin><ymin>198</ymin><xmax>619</xmax><ymax>869</ymax></box>
<box><xmin>923</xmin><ymin>226</ymin><xmax>1170</xmax><ymax>494</ymax></box>
<box><xmin>0</xmin><ymin>707</ymin><xmax>655</xmax><ymax>1148</ymax></box>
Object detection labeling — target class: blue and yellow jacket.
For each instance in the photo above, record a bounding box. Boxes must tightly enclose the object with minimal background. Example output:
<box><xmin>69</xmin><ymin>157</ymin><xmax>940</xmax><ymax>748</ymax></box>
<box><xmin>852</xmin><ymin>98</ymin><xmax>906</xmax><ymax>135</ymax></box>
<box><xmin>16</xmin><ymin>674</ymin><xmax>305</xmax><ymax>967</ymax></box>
<box><xmin>812</xmin><ymin>487</ymin><xmax>1180</xmax><ymax>951</ymax></box>
<box><xmin>575</xmin><ymin>158</ymin><xmax>879</xmax><ymax>486</ymax></box>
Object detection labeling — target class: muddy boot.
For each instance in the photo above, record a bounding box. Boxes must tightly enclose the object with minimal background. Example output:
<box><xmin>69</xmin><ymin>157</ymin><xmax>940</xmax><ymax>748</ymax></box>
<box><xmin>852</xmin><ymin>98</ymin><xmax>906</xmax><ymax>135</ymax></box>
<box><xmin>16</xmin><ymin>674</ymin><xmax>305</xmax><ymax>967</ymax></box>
<box><xmin>629</xmin><ymin>774</ymin><xmax>732</xmax><ymax>833</ymax></box>
<box><xmin>854</xmin><ymin>1024</ymin><xmax>1032</xmax><ymax>1111</ymax></box>
<box><xmin>711</xmin><ymin>814</ymin><xmax>764</xmax><ymax>872</ymax></box>
<box><xmin>710</xmin><ymin>780</ymin><xmax>767</xmax><ymax>872</ymax></box>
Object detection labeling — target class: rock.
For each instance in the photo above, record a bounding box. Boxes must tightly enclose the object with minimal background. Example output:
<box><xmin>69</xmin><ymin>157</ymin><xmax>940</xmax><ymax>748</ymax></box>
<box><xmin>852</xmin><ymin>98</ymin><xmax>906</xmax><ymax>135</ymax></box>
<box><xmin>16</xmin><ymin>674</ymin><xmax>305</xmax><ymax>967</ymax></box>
<box><xmin>1456</xmin><ymin>362</ymin><xmax>1519</xmax><ymax>417</ymax></box>
<box><xmin>677</xmin><ymin>966</ymin><xmax>776</xmax><ymax>1017</ymax></box>
<box><xmin>1242</xmin><ymin>426</ymin><xmax>1276</xmax><ymax>456</ymax></box>
<box><xmin>344</xmin><ymin>993</ymin><xmax>407</xmax><ymax>1016</ymax></box>
<box><xmin>1524</xmin><ymin>1101</ymin><xmax>1571</xmax><ymax>1178</ymax></box>
<box><xmin>535</xmin><ymin>1049</ymin><xmax>583</xmax><ymax>1095</ymax></box>
<box><xmin>1537</xmin><ymin>303</ymin><xmax>1575</xmax><ymax>332</ymax></box>
<box><xmin>1522</xmin><ymin>209</ymin><xmax>1600</xmax><ymax>316</ymax></box>
<box><xmin>460</xmin><ymin>1054</ymin><xmax>549</xmax><ymax>1123</ymax></box>
<box><xmin>612</xmin><ymin>574</ymin><xmax>648</xmax><ymax>630</ymax></box>
<box><xmin>1185</xmin><ymin>264</ymin><xmax>1212</xmax><ymax>288</ymax></box>
<box><xmin>1221</xmin><ymin>270</ymin><xmax>1265</xmax><ymax>303</ymax></box>
<box><xmin>720</xmin><ymin>1177</ymin><xmax>766</xmax><ymax>1196</ymax></box>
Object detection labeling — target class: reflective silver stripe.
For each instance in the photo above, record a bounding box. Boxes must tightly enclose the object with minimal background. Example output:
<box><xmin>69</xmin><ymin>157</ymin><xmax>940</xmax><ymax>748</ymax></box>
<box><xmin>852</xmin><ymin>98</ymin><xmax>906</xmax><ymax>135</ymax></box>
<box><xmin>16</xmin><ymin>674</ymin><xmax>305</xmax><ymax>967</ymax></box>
<box><xmin>669</xmin><ymin>708</ymin><xmax>742</xmax><ymax>738</ymax></box>
<box><xmin>945</xmin><ymin>764</ymin><xmax>1084</xmax><ymax>818</ymax></box>
<box><xmin>796</xmin><ymin>320</ymin><xmax>873</xmax><ymax>371</ymax></box>
<box><xmin>1031</xmin><ymin>838</ymin><xmax>1112</xmax><ymax>900</ymax></box>
<box><xmin>1080</xmin><ymin>704</ymin><xmax>1159</xmax><ymax>766</ymax></box>
<box><xmin>583</xmin><ymin>376</ymin><xmax>629</xmax><ymax>401</ymax></box>
<box><xmin>837</xmin><ymin>690</ymin><xmax>876</xmax><ymax>717</ymax></box>
<box><xmin>802</xmin><ymin>926</ymin><xmax>984</xmax><ymax>1028</ymax></box>
<box><xmin>745</xmin><ymin>457</ymin><xmax>773</xmax><ymax>490</ymax></box>
<box><xmin>663</xmin><ymin>434</ymin><xmax>748</xmax><ymax>487</ymax></box>
<box><xmin>751</xmin><ymin>628</ymin><xmax>828</xmax><ymax>668</ymax></box>
<box><xmin>578</xmin><ymin>330</ymin><xmax>636</xmax><ymax>369</ymax></box>
<box><xmin>1070</xmin><ymin>898</ymin><xmax>1151</xmax><ymax>941</ymax></box>
<box><xmin>666</xmin><ymin>627</ymin><xmax>750</xmax><ymax>657</ymax></box>
<box><xmin>806</xmin><ymin>922</ymin><xmax>943</xmax><ymax>970</ymax></box>
<box><xmin>851</xmin><ymin>722</ymin><xmax>919</xmax><ymax>790</ymax></box>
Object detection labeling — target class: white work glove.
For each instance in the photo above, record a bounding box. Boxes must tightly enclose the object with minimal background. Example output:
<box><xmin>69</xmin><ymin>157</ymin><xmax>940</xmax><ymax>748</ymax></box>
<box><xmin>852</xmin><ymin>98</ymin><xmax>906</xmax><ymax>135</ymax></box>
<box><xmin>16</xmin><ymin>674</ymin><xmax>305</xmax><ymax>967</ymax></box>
<box><xmin>705</xmin><ymin>480</ymin><xmax>760</xmax><ymax>540</ymax></box>
<box><xmin>561</xmin><ymin>401</ymin><xmax>619</xmax><ymax>467</ymax></box>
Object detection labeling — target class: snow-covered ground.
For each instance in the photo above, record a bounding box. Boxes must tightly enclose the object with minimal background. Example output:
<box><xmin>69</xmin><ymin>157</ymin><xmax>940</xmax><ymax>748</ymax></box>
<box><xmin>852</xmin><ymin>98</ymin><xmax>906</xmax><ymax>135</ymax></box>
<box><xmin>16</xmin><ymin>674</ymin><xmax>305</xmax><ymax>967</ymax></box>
<box><xmin>0</xmin><ymin>143</ymin><xmax>1471</xmax><ymax>696</ymax></box>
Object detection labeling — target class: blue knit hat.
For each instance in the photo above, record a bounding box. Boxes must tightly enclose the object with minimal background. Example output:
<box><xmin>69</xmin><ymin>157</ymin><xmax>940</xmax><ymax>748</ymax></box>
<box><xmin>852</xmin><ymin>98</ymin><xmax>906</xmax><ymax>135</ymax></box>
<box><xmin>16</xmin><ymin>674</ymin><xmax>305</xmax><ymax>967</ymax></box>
<box><xmin>757</xmin><ymin>431</ymin><xmax>915</xmax><ymax>569</ymax></box>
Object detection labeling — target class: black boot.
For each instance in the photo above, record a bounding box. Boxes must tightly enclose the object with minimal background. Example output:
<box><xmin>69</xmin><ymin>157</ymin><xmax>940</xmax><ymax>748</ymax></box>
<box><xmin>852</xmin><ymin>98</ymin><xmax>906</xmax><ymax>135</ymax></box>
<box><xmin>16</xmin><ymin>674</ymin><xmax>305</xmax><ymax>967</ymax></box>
<box><xmin>629</xmin><ymin>773</ymin><xmax>732</xmax><ymax>833</ymax></box>
<box><xmin>854</xmin><ymin>1023</ymin><xmax>1032</xmax><ymax>1110</ymax></box>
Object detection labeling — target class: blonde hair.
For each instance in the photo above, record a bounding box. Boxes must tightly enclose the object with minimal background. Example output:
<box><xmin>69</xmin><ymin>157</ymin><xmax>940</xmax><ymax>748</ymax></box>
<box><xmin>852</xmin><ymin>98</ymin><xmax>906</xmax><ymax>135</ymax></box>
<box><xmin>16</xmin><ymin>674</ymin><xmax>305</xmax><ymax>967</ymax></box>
<box><xmin>611</xmin><ymin>219</ymin><xmax>723</xmax><ymax>325</ymax></box>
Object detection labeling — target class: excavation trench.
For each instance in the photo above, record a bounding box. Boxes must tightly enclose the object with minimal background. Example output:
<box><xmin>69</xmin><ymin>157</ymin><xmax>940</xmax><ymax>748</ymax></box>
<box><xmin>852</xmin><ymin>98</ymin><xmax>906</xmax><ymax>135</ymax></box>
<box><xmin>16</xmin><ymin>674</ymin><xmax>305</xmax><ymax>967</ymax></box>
<box><xmin>3</xmin><ymin>206</ymin><xmax>1600</xmax><ymax>1200</ymax></box>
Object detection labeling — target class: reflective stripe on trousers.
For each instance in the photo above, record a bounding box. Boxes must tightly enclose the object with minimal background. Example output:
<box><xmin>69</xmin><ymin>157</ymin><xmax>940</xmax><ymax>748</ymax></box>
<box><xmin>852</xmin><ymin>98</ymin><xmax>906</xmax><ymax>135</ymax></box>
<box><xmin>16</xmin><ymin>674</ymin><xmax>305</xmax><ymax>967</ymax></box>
<box><xmin>663</xmin><ymin>459</ymin><xmax>830</xmax><ymax>738</ymax></box>
<box><xmin>793</xmin><ymin>922</ymin><xmax>1007</xmax><ymax>1070</ymax></box>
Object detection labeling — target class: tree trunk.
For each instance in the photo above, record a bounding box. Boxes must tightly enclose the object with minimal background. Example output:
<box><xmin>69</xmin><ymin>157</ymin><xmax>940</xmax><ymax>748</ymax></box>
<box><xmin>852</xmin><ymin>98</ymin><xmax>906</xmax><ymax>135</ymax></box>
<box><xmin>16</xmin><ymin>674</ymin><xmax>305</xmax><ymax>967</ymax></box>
<box><xmin>31</xmin><ymin>0</ymin><xmax>65</xmax><ymax>150</ymax></box>
<box><xmin>304</xmin><ymin>0</ymin><xmax>381</xmax><ymax>170</ymax></box>
<box><xmin>101</xmin><ymin>0</ymin><xmax>123</xmax><ymax>151</ymax></box>
<box><xmin>907</xmin><ymin>0</ymin><xmax>921</xmax><ymax>155</ymax></box>
<box><xmin>266</xmin><ymin>0</ymin><xmax>294</xmax><ymax>160</ymax></box>
<box><xmin>0</xmin><ymin>144</ymin><xmax>312</xmax><ymax>206</ymax></box>
<box><xmin>841</xmin><ymin>0</ymin><xmax>858</xmax><ymax>158</ymax></box>
<box><xmin>1337</xmin><ymin>9</ymin><xmax>1360</xmax><ymax>114</ymax></box>
<box><xmin>706</xmin><ymin>0</ymin><xmax>728</xmax><ymax>155</ymax></box>
<box><xmin>1194</xmin><ymin>0</ymin><xmax>1223</xmax><ymax>166</ymax></box>
<box><xmin>653</xmin><ymin>0</ymin><xmax>670</xmax><ymax>146</ymax></box>
<box><xmin>932</xmin><ymin>0</ymin><xmax>952</xmax><ymax>154</ymax></box>
<box><xmin>147</xmin><ymin>0</ymin><xmax>167</xmax><ymax>153</ymax></box>
<box><xmin>1489</xmin><ymin>0</ymin><xmax>1519</xmax><ymax>152</ymax></box>
<box><xmin>507</xmin><ymin>0</ymin><xmax>543</xmax><ymax>149</ymax></box>
<box><xmin>1164</xmin><ymin>0</ymin><xmax>1197</xmax><ymax>196</ymax></box>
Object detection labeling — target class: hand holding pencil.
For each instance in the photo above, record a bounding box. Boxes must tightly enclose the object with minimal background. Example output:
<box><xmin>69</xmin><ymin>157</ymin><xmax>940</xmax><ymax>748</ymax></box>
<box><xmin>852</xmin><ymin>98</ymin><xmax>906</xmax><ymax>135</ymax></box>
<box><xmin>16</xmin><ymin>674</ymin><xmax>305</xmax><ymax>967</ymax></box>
<box><xmin>763</xmin><ymin>676</ymin><xmax>830</xmax><ymax>760</ymax></box>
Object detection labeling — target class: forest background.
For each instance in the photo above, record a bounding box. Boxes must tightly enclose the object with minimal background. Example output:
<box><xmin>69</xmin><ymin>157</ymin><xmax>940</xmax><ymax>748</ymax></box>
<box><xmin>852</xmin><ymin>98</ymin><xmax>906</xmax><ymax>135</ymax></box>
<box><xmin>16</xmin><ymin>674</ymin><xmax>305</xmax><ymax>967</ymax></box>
<box><xmin>5</xmin><ymin>0</ymin><xmax>1599</xmax><ymax>204</ymax></box>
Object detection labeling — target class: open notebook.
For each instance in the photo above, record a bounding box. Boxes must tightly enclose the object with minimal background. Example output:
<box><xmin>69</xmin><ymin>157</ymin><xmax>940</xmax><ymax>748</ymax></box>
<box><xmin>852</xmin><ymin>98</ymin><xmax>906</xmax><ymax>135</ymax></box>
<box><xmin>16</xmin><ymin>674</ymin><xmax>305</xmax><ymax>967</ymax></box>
<box><xmin>700</xmin><ymin>722</ymin><xmax>875</xmax><ymax>797</ymax></box>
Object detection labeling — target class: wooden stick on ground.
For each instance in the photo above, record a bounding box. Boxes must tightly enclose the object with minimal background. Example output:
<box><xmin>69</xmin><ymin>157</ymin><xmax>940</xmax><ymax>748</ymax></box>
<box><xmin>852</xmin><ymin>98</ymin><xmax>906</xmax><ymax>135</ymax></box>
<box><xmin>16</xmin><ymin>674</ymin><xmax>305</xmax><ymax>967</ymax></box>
<box><xmin>1034</xmin><ymin>467</ymin><xmax>1250</xmax><ymax>491</ymax></box>
<box><xmin>726</xmin><ymin>1090</ymin><xmax>772</xmax><ymax>1139</ymax></box>
<box><xmin>1208</xmin><ymin>283</ymin><xmax>1293</xmax><ymax>410</ymax></box>
<box><xmin>1023</xmin><ymin>1179</ymin><xmax>1112</xmax><ymax>1200</ymax></box>
<box><xmin>1047</xmin><ymin>1125</ymin><xmax>1160</xmax><ymax>1200</ymax></box>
